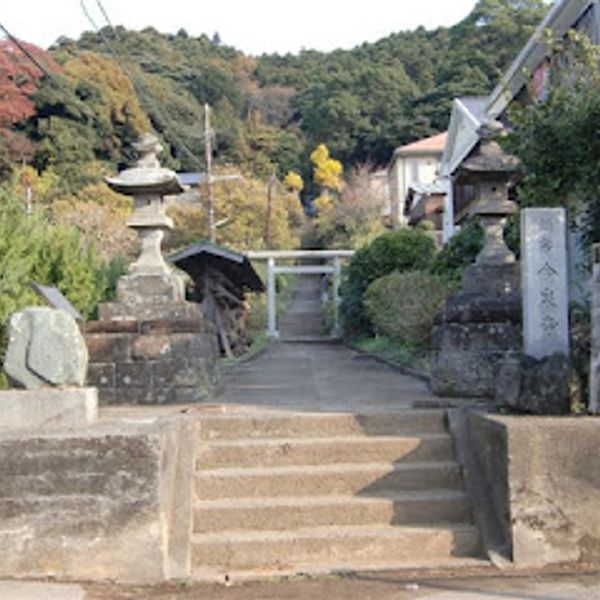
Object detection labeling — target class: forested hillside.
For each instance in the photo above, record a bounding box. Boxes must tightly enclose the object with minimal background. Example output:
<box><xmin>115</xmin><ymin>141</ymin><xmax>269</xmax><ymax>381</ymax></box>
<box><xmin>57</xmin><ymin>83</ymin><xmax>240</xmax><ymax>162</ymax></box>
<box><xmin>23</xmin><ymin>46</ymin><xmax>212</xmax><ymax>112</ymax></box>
<box><xmin>1</xmin><ymin>0</ymin><xmax>547</xmax><ymax>184</ymax></box>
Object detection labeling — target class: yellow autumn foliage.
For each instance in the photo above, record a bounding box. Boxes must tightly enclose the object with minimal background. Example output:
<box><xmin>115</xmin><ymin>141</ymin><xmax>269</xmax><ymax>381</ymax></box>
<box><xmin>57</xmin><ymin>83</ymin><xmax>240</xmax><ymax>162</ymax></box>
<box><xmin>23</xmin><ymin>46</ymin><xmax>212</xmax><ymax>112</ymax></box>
<box><xmin>310</xmin><ymin>144</ymin><xmax>343</xmax><ymax>192</ymax></box>
<box><xmin>284</xmin><ymin>170</ymin><xmax>304</xmax><ymax>192</ymax></box>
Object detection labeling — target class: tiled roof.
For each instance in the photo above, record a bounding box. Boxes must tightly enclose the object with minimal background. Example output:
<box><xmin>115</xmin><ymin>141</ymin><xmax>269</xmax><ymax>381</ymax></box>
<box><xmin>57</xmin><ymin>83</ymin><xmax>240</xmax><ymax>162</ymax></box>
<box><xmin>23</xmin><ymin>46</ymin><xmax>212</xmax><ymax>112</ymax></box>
<box><xmin>394</xmin><ymin>132</ymin><xmax>448</xmax><ymax>156</ymax></box>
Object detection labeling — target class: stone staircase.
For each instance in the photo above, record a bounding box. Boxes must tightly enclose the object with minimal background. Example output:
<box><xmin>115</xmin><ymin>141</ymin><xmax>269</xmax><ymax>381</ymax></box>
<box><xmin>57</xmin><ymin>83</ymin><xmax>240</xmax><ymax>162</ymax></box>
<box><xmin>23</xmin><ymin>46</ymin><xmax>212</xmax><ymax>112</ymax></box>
<box><xmin>192</xmin><ymin>408</ymin><xmax>484</xmax><ymax>581</ymax></box>
<box><xmin>278</xmin><ymin>275</ymin><xmax>328</xmax><ymax>340</ymax></box>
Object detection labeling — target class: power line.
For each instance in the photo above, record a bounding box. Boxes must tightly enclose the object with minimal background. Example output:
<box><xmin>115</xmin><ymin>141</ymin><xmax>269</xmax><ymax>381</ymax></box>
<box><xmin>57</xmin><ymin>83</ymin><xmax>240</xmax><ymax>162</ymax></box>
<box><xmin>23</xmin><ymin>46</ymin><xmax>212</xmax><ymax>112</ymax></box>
<box><xmin>80</xmin><ymin>0</ymin><xmax>204</xmax><ymax>168</ymax></box>
<box><xmin>0</xmin><ymin>21</ymin><xmax>57</xmax><ymax>80</ymax></box>
<box><xmin>0</xmin><ymin>20</ymin><xmax>77</xmax><ymax>104</ymax></box>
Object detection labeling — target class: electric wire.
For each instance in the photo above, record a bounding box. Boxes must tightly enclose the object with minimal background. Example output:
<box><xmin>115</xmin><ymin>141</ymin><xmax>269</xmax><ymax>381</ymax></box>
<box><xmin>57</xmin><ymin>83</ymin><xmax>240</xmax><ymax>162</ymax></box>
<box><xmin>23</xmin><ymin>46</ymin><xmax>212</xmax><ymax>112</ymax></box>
<box><xmin>0</xmin><ymin>21</ymin><xmax>58</xmax><ymax>80</ymax></box>
<box><xmin>80</xmin><ymin>0</ymin><xmax>205</xmax><ymax>167</ymax></box>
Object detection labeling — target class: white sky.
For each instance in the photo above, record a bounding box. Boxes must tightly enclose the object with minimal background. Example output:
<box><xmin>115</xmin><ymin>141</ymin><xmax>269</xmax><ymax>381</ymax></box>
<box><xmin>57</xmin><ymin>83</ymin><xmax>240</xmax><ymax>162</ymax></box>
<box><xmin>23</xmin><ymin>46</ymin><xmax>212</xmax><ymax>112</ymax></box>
<box><xmin>2</xmin><ymin>0</ymin><xmax>479</xmax><ymax>55</ymax></box>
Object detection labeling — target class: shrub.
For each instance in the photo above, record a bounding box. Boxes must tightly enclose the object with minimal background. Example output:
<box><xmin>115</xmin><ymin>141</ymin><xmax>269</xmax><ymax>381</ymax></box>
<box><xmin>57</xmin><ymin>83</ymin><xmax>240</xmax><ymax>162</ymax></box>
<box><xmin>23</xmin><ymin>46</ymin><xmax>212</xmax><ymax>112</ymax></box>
<box><xmin>0</xmin><ymin>186</ymin><xmax>121</xmax><ymax>385</ymax></box>
<box><xmin>364</xmin><ymin>271</ymin><xmax>448</xmax><ymax>347</ymax></box>
<box><xmin>430</xmin><ymin>221</ymin><xmax>483</xmax><ymax>284</ymax></box>
<box><xmin>340</xmin><ymin>228</ymin><xmax>436</xmax><ymax>336</ymax></box>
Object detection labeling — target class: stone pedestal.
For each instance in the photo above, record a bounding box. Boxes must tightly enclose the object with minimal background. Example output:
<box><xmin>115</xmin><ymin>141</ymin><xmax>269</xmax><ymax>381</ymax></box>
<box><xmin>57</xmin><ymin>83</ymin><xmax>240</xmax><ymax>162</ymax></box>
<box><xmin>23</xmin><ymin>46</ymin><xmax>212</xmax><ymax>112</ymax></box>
<box><xmin>85</xmin><ymin>312</ymin><xmax>220</xmax><ymax>405</ymax></box>
<box><xmin>431</xmin><ymin>265</ymin><xmax>522</xmax><ymax>398</ymax></box>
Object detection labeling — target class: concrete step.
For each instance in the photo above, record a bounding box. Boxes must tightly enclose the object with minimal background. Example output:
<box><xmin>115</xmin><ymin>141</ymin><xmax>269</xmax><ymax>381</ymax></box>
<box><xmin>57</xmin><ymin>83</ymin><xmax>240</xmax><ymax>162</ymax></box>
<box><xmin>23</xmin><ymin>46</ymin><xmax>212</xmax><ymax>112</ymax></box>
<box><xmin>193</xmin><ymin>490</ymin><xmax>472</xmax><ymax>533</ymax></box>
<box><xmin>197</xmin><ymin>410</ymin><xmax>448</xmax><ymax>441</ymax></box>
<box><xmin>195</xmin><ymin>461</ymin><xmax>464</xmax><ymax>500</ymax></box>
<box><xmin>191</xmin><ymin>523</ymin><xmax>483</xmax><ymax>576</ymax></box>
<box><xmin>196</xmin><ymin>434</ymin><xmax>455</xmax><ymax>469</ymax></box>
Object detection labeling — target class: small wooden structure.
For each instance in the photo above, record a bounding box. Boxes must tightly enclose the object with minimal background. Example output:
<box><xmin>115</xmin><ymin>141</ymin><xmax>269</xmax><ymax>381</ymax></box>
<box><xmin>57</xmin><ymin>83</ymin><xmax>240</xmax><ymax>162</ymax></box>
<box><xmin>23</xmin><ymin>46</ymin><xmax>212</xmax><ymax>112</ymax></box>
<box><xmin>169</xmin><ymin>242</ymin><xmax>264</xmax><ymax>357</ymax></box>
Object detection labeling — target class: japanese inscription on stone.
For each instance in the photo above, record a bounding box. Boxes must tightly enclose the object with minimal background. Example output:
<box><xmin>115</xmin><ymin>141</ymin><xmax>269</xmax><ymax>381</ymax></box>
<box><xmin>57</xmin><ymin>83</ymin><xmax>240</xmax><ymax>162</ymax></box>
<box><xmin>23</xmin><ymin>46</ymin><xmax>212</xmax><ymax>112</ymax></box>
<box><xmin>521</xmin><ymin>208</ymin><xmax>570</xmax><ymax>359</ymax></box>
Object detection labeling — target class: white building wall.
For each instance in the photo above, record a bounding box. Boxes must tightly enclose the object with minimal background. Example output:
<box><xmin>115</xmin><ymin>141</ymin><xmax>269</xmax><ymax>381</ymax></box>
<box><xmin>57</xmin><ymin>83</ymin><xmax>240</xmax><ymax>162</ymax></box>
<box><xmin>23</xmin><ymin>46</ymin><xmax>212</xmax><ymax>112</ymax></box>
<box><xmin>391</xmin><ymin>154</ymin><xmax>442</xmax><ymax>225</ymax></box>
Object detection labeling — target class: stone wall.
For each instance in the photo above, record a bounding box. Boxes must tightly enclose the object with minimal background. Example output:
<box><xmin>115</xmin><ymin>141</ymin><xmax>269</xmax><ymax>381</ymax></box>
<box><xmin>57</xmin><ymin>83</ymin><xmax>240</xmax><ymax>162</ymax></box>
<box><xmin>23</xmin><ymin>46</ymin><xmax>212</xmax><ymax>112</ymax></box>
<box><xmin>469</xmin><ymin>412</ymin><xmax>600</xmax><ymax>567</ymax></box>
<box><xmin>85</xmin><ymin>318</ymin><xmax>220</xmax><ymax>405</ymax></box>
<box><xmin>0</xmin><ymin>415</ymin><xmax>195</xmax><ymax>583</ymax></box>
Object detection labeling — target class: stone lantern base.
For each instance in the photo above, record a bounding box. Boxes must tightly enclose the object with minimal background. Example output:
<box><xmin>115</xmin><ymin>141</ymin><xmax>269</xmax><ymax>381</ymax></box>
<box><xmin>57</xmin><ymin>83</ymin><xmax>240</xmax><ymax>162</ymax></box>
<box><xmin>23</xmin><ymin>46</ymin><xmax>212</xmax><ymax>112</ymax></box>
<box><xmin>86</xmin><ymin>270</ymin><xmax>221</xmax><ymax>405</ymax></box>
<box><xmin>85</xmin><ymin>305</ymin><xmax>220</xmax><ymax>405</ymax></box>
<box><xmin>431</xmin><ymin>263</ymin><xmax>521</xmax><ymax>398</ymax></box>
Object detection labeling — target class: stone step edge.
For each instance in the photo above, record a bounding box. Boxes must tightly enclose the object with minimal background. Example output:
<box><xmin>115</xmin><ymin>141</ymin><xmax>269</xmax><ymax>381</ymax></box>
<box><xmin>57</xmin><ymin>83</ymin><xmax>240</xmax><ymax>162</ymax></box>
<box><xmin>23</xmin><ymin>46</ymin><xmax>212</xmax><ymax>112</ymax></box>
<box><xmin>195</xmin><ymin>459</ymin><xmax>462</xmax><ymax>478</ymax></box>
<box><xmin>193</xmin><ymin>489</ymin><xmax>470</xmax><ymax>510</ymax></box>
<box><xmin>196</xmin><ymin>433</ymin><xmax>452</xmax><ymax>450</ymax></box>
<box><xmin>190</xmin><ymin>557</ymin><xmax>492</xmax><ymax>583</ymax></box>
<box><xmin>196</xmin><ymin>413</ymin><xmax>448</xmax><ymax>439</ymax></box>
<box><xmin>196</xmin><ymin>408</ymin><xmax>447</xmax><ymax>422</ymax></box>
<box><xmin>192</xmin><ymin>522</ymin><xmax>480</xmax><ymax>544</ymax></box>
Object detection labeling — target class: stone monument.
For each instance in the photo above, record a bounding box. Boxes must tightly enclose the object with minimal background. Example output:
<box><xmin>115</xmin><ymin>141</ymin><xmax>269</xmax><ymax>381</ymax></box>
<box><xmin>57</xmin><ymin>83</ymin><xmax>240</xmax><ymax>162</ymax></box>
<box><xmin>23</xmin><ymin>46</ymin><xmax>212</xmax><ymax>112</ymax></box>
<box><xmin>431</xmin><ymin>121</ymin><xmax>522</xmax><ymax>397</ymax></box>
<box><xmin>521</xmin><ymin>208</ymin><xmax>570</xmax><ymax>359</ymax></box>
<box><xmin>495</xmin><ymin>208</ymin><xmax>573</xmax><ymax>415</ymax></box>
<box><xmin>85</xmin><ymin>134</ymin><xmax>219</xmax><ymax>404</ymax></box>
<box><xmin>1</xmin><ymin>307</ymin><xmax>97</xmax><ymax>429</ymax></box>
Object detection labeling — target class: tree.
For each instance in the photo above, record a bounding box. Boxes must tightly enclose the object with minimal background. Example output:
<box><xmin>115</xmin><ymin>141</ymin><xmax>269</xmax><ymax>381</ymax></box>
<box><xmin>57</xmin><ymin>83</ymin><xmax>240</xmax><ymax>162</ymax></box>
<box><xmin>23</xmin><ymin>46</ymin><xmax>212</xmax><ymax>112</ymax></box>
<box><xmin>284</xmin><ymin>171</ymin><xmax>304</xmax><ymax>192</ymax></box>
<box><xmin>310</xmin><ymin>144</ymin><xmax>343</xmax><ymax>193</ymax></box>
<box><xmin>0</xmin><ymin>185</ymin><xmax>116</xmax><ymax>383</ymax></box>
<box><xmin>0</xmin><ymin>39</ymin><xmax>59</xmax><ymax>176</ymax></box>
<box><xmin>310</xmin><ymin>164</ymin><xmax>386</xmax><ymax>249</ymax></box>
<box><xmin>505</xmin><ymin>32</ymin><xmax>600</xmax><ymax>246</ymax></box>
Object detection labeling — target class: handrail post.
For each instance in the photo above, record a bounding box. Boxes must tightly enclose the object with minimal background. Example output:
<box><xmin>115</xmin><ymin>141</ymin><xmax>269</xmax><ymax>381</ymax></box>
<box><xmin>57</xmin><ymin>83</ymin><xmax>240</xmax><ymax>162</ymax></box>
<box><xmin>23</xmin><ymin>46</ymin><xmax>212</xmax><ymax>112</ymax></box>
<box><xmin>267</xmin><ymin>256</ymin><xmax>279</xmax><ymax>339</ymax></box>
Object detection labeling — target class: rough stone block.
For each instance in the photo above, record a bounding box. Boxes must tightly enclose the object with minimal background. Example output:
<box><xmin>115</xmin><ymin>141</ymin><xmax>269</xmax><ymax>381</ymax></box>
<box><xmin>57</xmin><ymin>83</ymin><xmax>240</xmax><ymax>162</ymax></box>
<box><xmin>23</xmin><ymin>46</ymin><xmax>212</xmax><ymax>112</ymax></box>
<box><xmin>99</xmin><ymin>301</ymin><xmax>202</xmax><ymax>322</ymax></box>
<box><xmin>431</xmin><ymin>349</ymin><xmax>501</xmax><ymax>397</ymax></box>
<box><xmin>0</xmin><ymin>388</ymin><xmax>98</xmax><ymax>430</ymax></box>
<box><xmin>462</xmin><ymin>263</ymin><xmax>520</xmax><ymax>297</ymax></box>
<box><xmin>496</xmin><ymin>353</ymin><xmax>575</xmax><ymax>415</ymax></box>
<box><xmin>117</xmin><ymin>362</ymin><xmax>153</xmax><ymax>388</ymax></box>
<box><xmin>87</xmin><ymin>363</ymin><xmax>116</xmax><ymax>388</ymax></box>
<box><xmin>132</xmin><ymin>335</ymin><xmax>173</xmax><ymax>359</ymax></box>
<box><xmin>85</xmin><ymin>320</ymin><xmax>139</xmax><ymax>334</ymax></box>
<box><xmin>433</xmin><ymin>322</ymin><xmax>520</xmax><ymax>353</ymax></box>
<box><xmin>116</xmin><ymin>273</ymin><xmax>185</xmax><ymax>305</ymax></box>
<box><xmin>439</xmin><ymin>293</ymin><xmax>521</xmax><ymax>325</ymax></box>
<box><xmin>4</xmin><ymin>308</ymin><xmax>88</xmax><ymax>389</ymax></box>
<box><xmin>86</xmin><ymin>334</ymin><xmax>131</xmax><ymax>363</ymax></box>
<box><xmin>140</xmin><ymin>319</ymin><xmax>205</xmax><ymax>335</ymax></box>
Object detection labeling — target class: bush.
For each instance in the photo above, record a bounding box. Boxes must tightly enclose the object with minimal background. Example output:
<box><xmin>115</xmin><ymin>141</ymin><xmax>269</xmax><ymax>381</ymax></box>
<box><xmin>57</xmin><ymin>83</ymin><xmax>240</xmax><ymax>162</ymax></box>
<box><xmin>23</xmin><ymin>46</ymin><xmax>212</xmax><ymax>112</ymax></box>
<box><xmin>430</xmin><ymin>221</ymin><xmax>483</xmax><ymax>284</ymax></box>
<box><xmin>364</xmin><ymin>271</ymin><xmax>448</xmax><ymax>347</ymax></box>
<box><xmin>340</xmin><ymin>228</ymin><xmax>436</xmax><ymax>336</ymax></box>
<box><xmin>0</xmin><ymin>186</ymin><xmax>121</xmax><ymax>384</ymax></box>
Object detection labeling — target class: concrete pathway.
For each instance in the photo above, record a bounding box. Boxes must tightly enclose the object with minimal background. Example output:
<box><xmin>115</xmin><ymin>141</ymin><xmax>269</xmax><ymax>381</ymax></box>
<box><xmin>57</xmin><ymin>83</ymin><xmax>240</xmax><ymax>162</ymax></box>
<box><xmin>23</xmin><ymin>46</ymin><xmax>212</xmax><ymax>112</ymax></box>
<box><xmin>218</xmin><ymin>341</ymin><xmax>438</xmax><ymax>413</ymax></box>
<box><xmin>82</xmin><ymin>571</ymin><xmax>600</xmax><ymax>598</ymax></box>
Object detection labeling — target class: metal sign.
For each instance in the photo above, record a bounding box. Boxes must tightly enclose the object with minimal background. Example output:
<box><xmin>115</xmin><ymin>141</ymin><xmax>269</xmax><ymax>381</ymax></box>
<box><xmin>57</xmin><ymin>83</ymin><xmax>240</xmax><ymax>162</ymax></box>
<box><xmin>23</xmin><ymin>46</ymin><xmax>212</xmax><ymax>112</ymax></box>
<box><xmin>30</xmin><ymin>282</ymin><xmax>84</xmax><ymax>322</ymax></box>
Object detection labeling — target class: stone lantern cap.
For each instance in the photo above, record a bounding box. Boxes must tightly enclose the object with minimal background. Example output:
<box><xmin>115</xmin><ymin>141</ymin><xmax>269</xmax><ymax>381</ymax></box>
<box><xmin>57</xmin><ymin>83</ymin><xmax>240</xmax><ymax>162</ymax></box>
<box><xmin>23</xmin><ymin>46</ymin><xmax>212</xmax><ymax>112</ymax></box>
<box><xmin>105</xmin><ymin>133</ymin><xmax>183</xmax><ymax>197</ymax></box>
<box><xmin>458</xmin><ymin>121</ymin><xmax>521</xmax><ymax>178</ymax></box>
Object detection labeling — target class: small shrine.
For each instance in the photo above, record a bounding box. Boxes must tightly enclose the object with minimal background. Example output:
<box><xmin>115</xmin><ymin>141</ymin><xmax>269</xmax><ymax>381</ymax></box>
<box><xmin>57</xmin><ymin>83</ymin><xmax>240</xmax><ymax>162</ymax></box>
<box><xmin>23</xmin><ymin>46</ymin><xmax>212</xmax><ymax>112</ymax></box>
<box><xmin>169</xmin><ymin>241</ymin><xmax>264</xmax><ymax>358</ymax></box>
<box><xmin>85</xmin><ymin>134</ymin><xmax>220</xmax><ymax>404</ymax></box>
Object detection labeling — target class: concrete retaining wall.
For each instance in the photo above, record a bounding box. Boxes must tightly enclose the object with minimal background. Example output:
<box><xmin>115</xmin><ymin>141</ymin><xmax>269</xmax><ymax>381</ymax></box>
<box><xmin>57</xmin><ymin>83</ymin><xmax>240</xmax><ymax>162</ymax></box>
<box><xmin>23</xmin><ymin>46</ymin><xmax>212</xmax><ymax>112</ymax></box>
<box><xmin>0</xmin><ymin>415</ymin><xmax>195</xmax><ymax>583</ymax></box>
<box><xmin>469</xmin><ymin>412</ymin><xmax>600</xmax><ymax>567</ymax></box>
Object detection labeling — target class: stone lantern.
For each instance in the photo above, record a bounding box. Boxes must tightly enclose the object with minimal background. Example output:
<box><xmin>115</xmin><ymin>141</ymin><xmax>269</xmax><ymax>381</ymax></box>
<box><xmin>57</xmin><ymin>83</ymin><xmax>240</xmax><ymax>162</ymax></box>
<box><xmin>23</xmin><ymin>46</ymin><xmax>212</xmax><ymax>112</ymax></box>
<box><xmin>84</xmin><ymin>134</ymin><xmax>220</xmax><ymax>405</ymax></box>
<box><xmin>431</xmin><ymin>121</ymin><xmax>522</xmax><ymax>398</ymax></box>
<box><xmin>104</xmin><ymin>134</ymin><xmax>186</xmax><ymax>311</ymax></box>
<box><xmin>455</xmin><ymin>120</ymin><xmax>521</xmax><ymax>295</ymax></box>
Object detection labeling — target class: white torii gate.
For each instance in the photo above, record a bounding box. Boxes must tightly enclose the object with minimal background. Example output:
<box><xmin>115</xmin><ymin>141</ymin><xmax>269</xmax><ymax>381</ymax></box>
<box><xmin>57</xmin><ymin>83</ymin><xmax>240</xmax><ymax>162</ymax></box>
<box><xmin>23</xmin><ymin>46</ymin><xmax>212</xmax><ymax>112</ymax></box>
<box><xmin>246</xmin><ymin>250</ymin><xmax>355</xmax><ymax>339</ymax></box>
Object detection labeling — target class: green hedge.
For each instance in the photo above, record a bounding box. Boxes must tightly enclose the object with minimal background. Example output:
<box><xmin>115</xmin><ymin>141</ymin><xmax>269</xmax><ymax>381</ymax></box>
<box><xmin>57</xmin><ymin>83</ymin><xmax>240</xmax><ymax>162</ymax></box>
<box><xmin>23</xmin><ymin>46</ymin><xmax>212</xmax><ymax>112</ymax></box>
<box><xmin>364</xmin><ymin>270</ymin><xmax>448</xmax><ymax>348</ymax></box>
<box><xmin>340</xmin><ymin>228</ymin><xmax>436</xmax><ymax>336</ymax></box>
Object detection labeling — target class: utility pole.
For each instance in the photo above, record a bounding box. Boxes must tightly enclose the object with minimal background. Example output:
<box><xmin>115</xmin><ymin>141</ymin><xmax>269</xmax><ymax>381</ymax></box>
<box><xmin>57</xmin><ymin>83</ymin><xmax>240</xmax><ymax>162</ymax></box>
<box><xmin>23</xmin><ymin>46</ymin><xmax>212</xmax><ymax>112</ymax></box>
<box><xmin>204</xmin><ymin>103</ymin><xmax>216</xmax><ymax>243</ymax></box>
<box><xmin>264</xmin><ymin>172</ymin><xmax>277</xmax><ymax>248</ymax></box>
